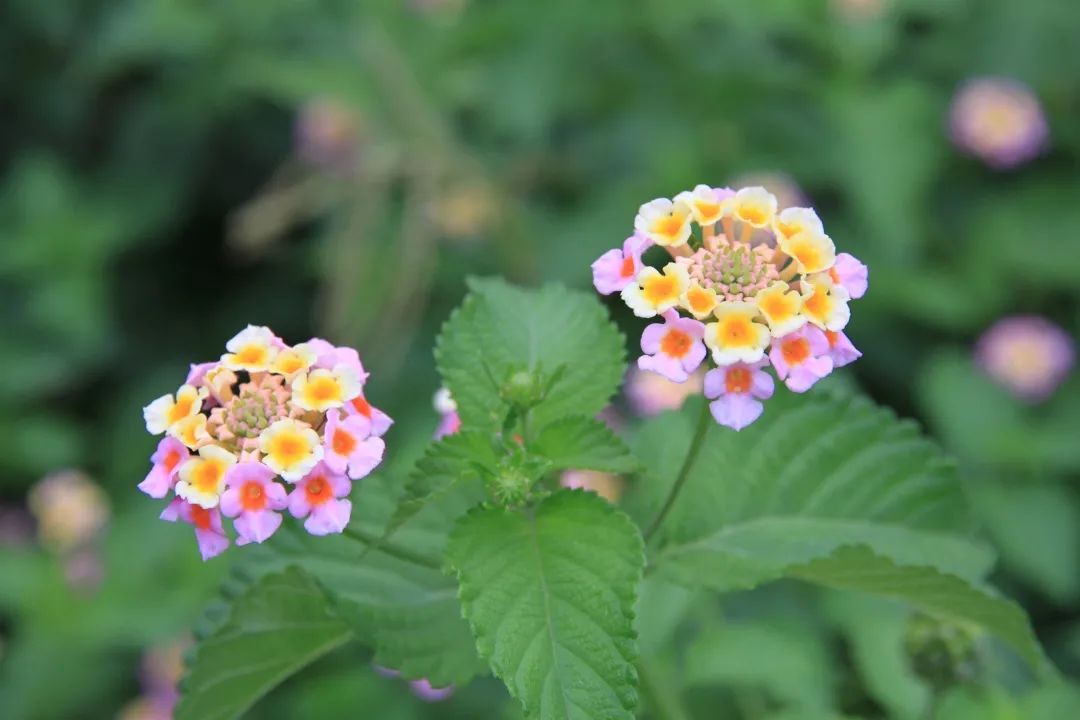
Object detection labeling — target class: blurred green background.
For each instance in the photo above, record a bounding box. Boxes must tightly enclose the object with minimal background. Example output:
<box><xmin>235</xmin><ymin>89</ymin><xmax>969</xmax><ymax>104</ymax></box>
<box><xmin>2</xmin><ymin>0</ymin><xmax>1079</xmax><ymax>718</ymax></box>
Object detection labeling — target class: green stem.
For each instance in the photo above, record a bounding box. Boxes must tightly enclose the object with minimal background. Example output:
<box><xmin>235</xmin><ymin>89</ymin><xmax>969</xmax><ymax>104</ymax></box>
<box><xmin>342</xmin><ymin>527</ymin><xmax>442</xmax><ymax>571</ymax></box>
<box><xmin>644</xmin><ymin>399</ymin><xmax>712</xmax><ymax>544</ymax></box>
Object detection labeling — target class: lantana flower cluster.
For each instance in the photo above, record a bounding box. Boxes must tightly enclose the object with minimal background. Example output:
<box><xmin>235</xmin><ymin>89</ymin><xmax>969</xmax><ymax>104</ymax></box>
<box><xmin>139</xmin><ymin>326</ymin><xmax>390</xmax><ymax>560</ymax></box>
<box><xmin>593</xmin><ymin>185</ymin><xmax>867</xmax><ymax>430</ymax></box>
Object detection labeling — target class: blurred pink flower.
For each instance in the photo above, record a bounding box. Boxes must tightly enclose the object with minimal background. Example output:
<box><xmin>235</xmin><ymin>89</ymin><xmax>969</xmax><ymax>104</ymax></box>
<box><xmin>625</xmin><ymin>366</ymin><xmax>705</xmax><ymax>417</ymax></box>
<box><xmin>432</xmin><ymin>387</ymin><xmax>461</xmax><ymax>439</ymax></box>
<box><xmin>28</xmin><ymin>469</ymin><xmax>109</xmax><ymax>554</ymax></box>
<box><xmin>976</xmin><ymin>315</ymin><xmax>1074</xmax><ymax>401</ymax></box>
<box><xmin>410</xmin><ymin>678</ymin><xmax>455</xmax><ymax>702</ymax></box>
<box><xmin>295</xmin><ymin>98</ymin><xmax>361</xmax><ymax>170</ymax></box>
<box><xmin>950</xmin><ymin>77</ymin><xmax>1048</xmax><ymax>169</ymax></box>
<box><xmin>560</xmin><ymin>470</ymin><xmax>624</xmax><ymax>504</ymax></box>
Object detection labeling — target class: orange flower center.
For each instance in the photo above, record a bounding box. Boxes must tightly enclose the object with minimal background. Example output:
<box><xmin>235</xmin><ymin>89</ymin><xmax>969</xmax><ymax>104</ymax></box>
<box><xmin>304</xmin><ymin>476</ymin><xmax>333</xmax><ymax>506</ymax></box>
<box><xmin>192</xmin><ymin>461</ymin><xmax>224</xmax><ymax>493</ymax></box>
<box><xmin>620</xmin><ymin>256</ymin><xmax>636</xmax><ymax>278</ymax></box>
<box><xmin>240</xmin><ymin>481</ymin><xmax>266</xmax><ymax>511</ymax></box>
<box><xmin>739</xmin><ymin>207</ymin><xmax>766</xmax><ymax>225</ymax></box>
<box><xmin>781</xmin><ymin>337</ymin><xmax>811</xmax><ymax>366</ymax></box>
<box><xmin>687</xmin><ymin>287</ymin><xmax>714</xmax><ymax>314</ymax></box>
<box><xmin>270</xmin><ymin>433</ymin><xmax>308</xmax><ymax>466</ymax></box>
<box><xmin>643</xmin><ymin>277</ymin><xmax>676</xmax><ymax>305</ymax></box>
<box><xmin>761</xmin><ymin>293</ymin><xmax>791</xmax><ymax>319</ymax></box>
<box><xmin>660</xmin><ymin>329</ymin><xmax>693</xmax><ymax>358</ymax></box>
<box><xmin>721</xmin><ymin>316</ymin><xmax>753</xmax><ymax>344</ymax></box>
<box><xmin>655</xmin><ymin>215</ymin><xmax>685</xmax><ymax>239</ymax></box>
<box><xmin>306</xmin><ymin>376</ymin><xmax>340</xmax><ymax>403</ymax></box>
<box><xmin>278</xmin><ymin>355</ymin><xmax>306</xmax><ymax>374</ymax></box>
<box><xmin>332</xmin><ymin>428</ymin><xmax>357</xmax><ymax>456</ymax></box>
<box><xmin>167</xmin><ymin>396</ymin><xmax>194</xmax><ymax>424</ymax></box>
<box><xmin>163</xmin><ymin>449</ymin><xmax>181</xmax><ymax>472</ymax></box>
<box><xmin>694</xmin><ymin>201</ymin><xmax>721</xmax><ymax>219</ymax></box>
<box><xmin>351</xmin><ymin>396</ymin><xmax>372</xmax><ymax>418</ymax></box>
<box><xmin>804</xmin><ymin>289</ymin><xmax>828</xmax><ymax>318</ymax></box>
<box><xmin>825</xmin><ymin>330</ymin><xmax>839</xmax><ymax>348</ymax></box>
<box><xmin>190</xmin><ymin>505</ymin><xmax>212</xmax><ymax>530</ymax></box>
<box><xmin>236</xmin><ymin>345</ymin><xmax>268</xmax><ymax>365</ymax></box>
<box><xmin>725</xmin><ymin>367</ymin><xmax>752</xmax><ymax>393</ymax></box>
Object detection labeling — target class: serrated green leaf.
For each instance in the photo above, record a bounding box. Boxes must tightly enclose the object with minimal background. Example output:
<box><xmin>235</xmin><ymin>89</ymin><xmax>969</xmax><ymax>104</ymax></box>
<box><xmin>632</xmin><ymin>392</ymin><xmax>1044</xmax><ymax>672</ymax></box>
<box><xmin>176</xmin><ymin>568</ymin><xmax>352</xmax><ymax>720</ymax></box>
<box><xmin>447</xmin><ymin>490</ymin><xmax>645</xmax><ymax>720</ymax></box>
<box><xmin>436</xmin><ymin>278</ymin><xmax>625</xmax><ymax>434</ymax></box>
<box><xmin>375</xmin><ymin>431</ymin><xmax>498</xmax><ymax>551</ymax></box>
<box><xmin>790</xmin><ymin>545</ymin><xmax>1046</xmax><ymax>674</ymax></box>
<box><xmin>252</xmin><ymin>528</ymin><xmax>485</xmax><ymax>686</ymax></box>
<box><xmin>636</xmin><ymin>393</ymin><xmax>986</xmax><ymax>587</ymax></box>
<box><xmin>240</xmin><ymin>471</ymin><xmax>487</xmax><ymax>687</ymax></box>
<box><xmin>531</xmin><ymin>416</ymin><xmax>640</xmax><ymax>474</ymax></box>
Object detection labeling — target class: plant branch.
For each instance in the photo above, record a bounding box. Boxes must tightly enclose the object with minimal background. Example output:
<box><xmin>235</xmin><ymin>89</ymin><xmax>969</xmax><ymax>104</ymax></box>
<box><xmin>644</xmin><ymin>399</ymin><xmax>711</xmax><ymax>543</ymax></box>
<box><xmin>342</xmin><ymin>526</ymin><xmax>442</xmax><ymax>571</ymax></box>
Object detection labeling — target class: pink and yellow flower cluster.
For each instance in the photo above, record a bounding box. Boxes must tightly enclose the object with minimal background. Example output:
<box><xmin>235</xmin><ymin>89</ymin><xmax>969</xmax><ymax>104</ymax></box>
<box><xmin>139</xmin><ymin>326</ymin><xmax>390</xmax><ymax>560</ymax></box>
<box><xmin>593</xmin><ymin>185</ymin><xmax>867</xmax><ymax>430</ymax></box>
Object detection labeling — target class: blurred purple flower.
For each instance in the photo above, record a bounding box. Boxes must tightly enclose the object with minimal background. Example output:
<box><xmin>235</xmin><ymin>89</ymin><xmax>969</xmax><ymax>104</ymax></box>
<box><xmin>295</xmin><ymin>98</ymin><xmax>361</xmax><ymax>171</ymax></box>
<box><xmin>976</xmin><ymin>315</ymin><xmax>1073</xmax><ymax>401</ymax></box>
<box><xmin>949</xmin><ymin>77</ymin><xmax>1048</xmax><ymax>169</ymax></box>
<box><xmin>625</xmin><ymin>366</ymin><xmax>705</xmax><ymax>417</ymax></box>
<box><xmin>409</xmin><ymin>678</ymin><xmax>455</xmax><ymax>702</ymax></box>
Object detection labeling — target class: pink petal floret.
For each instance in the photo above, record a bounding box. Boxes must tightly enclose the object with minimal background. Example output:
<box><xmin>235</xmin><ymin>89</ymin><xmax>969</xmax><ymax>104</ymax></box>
<box><xmin>832</xmin><ymin>253</ymin><xmax>868</xmax><ymax>300</ymax></box>
<box><xmin>770</xmin><ymin>326</ymin><xmax>834</xmax><ymax>393</ymax></box>
<box><xmin>638</xmin><ymin>309</ymin><xmax>706</xmax><ymax>383</ymax></box>
<box><xmin>139</xmin><ymin>436</ymin><xmax>189</xmax><ymax>499</ymax></box>
<box><xmin>288</xmin><ymin>463</ymin><xmax>353</xmax><ymax>536</ymax></box>
<box><xmin>219</xmin><ymin>462</ymin><xmax>288</xmax><ymax>546</ymax></box>
<box><xmin>592</xmin><ymin>234</ymin><xmax>651</xmax><ymax>295</ymax></box>
<box><xmin>703</xmin><ymin>360</ymin><xmax>774</xmax><ymax>431</ymax></box>
<box><xmin>826</xmin><ymin>330</ymin><xmax>862</xmax><ymax>368</ymax></box>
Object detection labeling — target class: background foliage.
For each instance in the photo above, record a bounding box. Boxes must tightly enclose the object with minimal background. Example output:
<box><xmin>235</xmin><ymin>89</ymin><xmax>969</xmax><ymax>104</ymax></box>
<box><xmin>1</xmin><ymin>0</ymin><xmax>1079</xmax><ymax>718</ymax></box>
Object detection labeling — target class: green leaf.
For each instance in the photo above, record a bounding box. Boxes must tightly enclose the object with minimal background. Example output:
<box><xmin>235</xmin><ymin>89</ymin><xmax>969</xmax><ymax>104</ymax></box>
<box><xmin>436</xmin><ymin>278</ymin><xmax>625</xmax><ymax>434</ymax></box>
<box><xmin>791</xmin><ymin>546</ymin><xmax>1046</xmax><ymax>674</ymax></box>
<box><xmin>252</xmin><ymin>519</ymin><xmax>485</xmax><ymax>687</ymax></box>
<box><xmin>531</xmin><ymin>416</ymin><xmax>640</xmax><ymax>474</ymax></box>
<box><xmin>375</xmin><ymin>431</ymin><xmax>498</xmax><ymax>549</ymax></box>
<box><xmin>683</xmin><ymin>621</ymin><xmax>835</xmax><ymax>709</ymax></box>
<box><xmin>636</xmin><ymin>393</ymin><xmax>986</xmax><ymax>586</ymax></box>
<box><xmin>176</xmin><ymin>568</ymin><xmax>352</xmax><ymax>720</ymax></box>
<box><xmin>824</xmin><ymin>593</ymin><xmax>931</xmax><ymax>720</ymax></box>
<box><xmin>970</xmin><ymin>479</ymin><xmax>1080</xmax><ymax>604</ymax></box>
<box><xmin>245</xmin><ymin>472</ymin><xmax>487</xmax><ymax>687</ymax></box>
<box><xmin>447</xmin><ymin>489</ymin><xmax>645</xmax><ymax>720</ymax></box>
<box><xmin>633</xmin><ymin>393</ymin><xmax>1045</xmax><ymax>671</ymax></box>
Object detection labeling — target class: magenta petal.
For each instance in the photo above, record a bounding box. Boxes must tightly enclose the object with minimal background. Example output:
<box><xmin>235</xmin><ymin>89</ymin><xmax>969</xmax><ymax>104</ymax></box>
<box><xmin>638</xmin><ymin>354</ymin><xmax>689</xmax><ymax>383</ymax></box>
<box><xmin>640</xmin><ymin>323</ymin><xmax>666</xmax><ymax>354</ymax></box>
<box><xmin>288</xmin><ymin>488</ymin><xmax>312</xmax><ymax>518</ymax></box>
<box><xmin>703</xmin><ymin>368</ymin><xmax>725</xmax><ymax>399</ymax></box>
<box><xmin>138</xmin><ymin>467</ymin><xmax>172</xmax><ymax>499</ymax></box>
<box><xmin>160</xmin><ymin>498</ymin><xmax>184</xmax><ymax>522</ymax></box>
<box><xmin>347</xmin><ymin>437</ymin><xmax>385</xmax><ymax>480</ymax></box>
<box><xmin>235</xmin><ymin>510</ymin><xmax>282</xmax><ymax>545</ymax></box>
<box><xmin>219</xmin><ymin>489</ymin><xmax>243</xmax><ymax>518</ymax></box>
<box><xmin>710</xmin><ymin>394</ymin><xmax>764</xmax><ymax>431</ymax></box>
<box><xmin>195</xmin><ymin>528</ymin><xmax>229</xmax><ymax>561</ymax></box>
<box><xmin>750</xmin><ymin>369</ymin><xmax>775</xmax><ymax>400</ymax></box>
<box><xmin>592</xmin><ymin>248</ymin><xmax>626</xmax><ymax>295</ymax></box>
<box><xmin>264</xmin><ymin>481</ymin><xmax>289</xmax><ymax>510</ymax></box>
<box><xmin>305</xmin><ymin>499</ymin><xmax>352</xmax><ymax>535</ymax></box>
<box><xmin>682</xmin><ymin>342</ymin><xmax>707</xmax><ymax>373</ymax></box>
